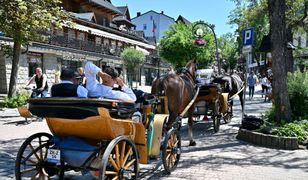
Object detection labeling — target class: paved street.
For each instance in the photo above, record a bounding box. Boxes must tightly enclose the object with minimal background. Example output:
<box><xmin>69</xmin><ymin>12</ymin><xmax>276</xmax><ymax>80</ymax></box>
<box><xmin>0</xmin><ymin>85</ymin><xmax>308</xmax><ymax>179</ymax></box>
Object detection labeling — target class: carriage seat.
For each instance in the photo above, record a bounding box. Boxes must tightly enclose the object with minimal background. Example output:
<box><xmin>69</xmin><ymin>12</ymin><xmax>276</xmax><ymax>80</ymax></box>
<box><xmin>28</xmin><ymin>98</ymin><xmax>136</xmax><ymax>119</ymax></box>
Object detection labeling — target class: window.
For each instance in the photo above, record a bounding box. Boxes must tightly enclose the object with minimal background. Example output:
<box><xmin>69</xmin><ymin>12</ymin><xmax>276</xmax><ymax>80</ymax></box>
<box><xmin>150</xmin><ymin>16</ymin><xmax>153</xmax><ymax>20</ymax></box>
<box><xmin>143</xmin><ymin>24</ymin><xmax>147</xmax><ymax>30</ymax></box>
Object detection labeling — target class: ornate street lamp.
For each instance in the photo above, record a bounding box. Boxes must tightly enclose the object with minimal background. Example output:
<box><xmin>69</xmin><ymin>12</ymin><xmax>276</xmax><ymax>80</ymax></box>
<box><xmin>192</xmin><ymin>20</ymin><xmax>221</xmax><ymax>74</ymax></box>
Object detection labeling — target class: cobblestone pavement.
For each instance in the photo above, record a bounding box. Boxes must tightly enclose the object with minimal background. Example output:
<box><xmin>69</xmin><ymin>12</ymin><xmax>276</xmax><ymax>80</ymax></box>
<box><xmin>0</xmin><ymin>86</ymin><xmax>308</xmax><ymax>180</ymax></box>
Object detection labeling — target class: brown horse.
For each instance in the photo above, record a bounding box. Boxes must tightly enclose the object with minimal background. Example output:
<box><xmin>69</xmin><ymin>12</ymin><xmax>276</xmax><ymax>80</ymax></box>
<box><xmin>151</xmin><ymin>60</ymin><xmax>198</xmax><ymax>146</ymax></box>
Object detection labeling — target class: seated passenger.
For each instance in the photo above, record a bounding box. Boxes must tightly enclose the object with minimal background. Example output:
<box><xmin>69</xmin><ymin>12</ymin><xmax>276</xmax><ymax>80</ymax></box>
<box><xmin>51</xmin><ymin>68</ymin><xmax>88</xmax><ymax>97</ymax></box>
<box><xmin>85</xmin><ymin>62</ymin><xmax>136</xmax><ymax>102</ymax></box>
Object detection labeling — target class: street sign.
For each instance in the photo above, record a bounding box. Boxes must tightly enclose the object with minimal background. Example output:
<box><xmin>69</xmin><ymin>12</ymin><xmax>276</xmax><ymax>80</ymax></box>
<box><xmin>242</xmin><ymin>45</ymin><xmax>252</xmax><ymax>54</ymax></box>
<box><xmin>242</xmin><ymin>28</ymin><xmax>254</xmax><ymax>46</ymax></box>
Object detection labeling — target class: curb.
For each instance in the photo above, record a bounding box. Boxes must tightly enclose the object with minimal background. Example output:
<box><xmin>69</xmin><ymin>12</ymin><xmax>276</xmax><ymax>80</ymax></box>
<box><xmin>237</xmin><ymin>128</ymin><xmax>299</xmax><ymax>150</ymax></box>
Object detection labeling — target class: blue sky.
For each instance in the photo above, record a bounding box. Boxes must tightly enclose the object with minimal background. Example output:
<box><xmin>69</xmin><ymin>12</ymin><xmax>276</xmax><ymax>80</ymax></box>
<box><xmin>112</xmin><ymin>0</ymin><xmax>238</xmax><ymax>37</ymax></box>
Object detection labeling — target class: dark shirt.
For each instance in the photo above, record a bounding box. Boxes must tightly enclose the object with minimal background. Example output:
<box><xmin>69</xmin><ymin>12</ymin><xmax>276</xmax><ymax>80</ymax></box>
<box><xmin>35</xmin><ymin>75</ymin><xmax>48</xmax><ymax>90</ymax></box>
<box><xmin>51</xmin><ymin>83</ymin><xmax>78</xmax><ymax>97</ymax></box>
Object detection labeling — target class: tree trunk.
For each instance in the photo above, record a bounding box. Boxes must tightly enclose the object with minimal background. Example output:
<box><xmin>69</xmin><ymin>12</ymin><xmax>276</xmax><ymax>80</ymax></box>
<box><xmin>8</xmin><ymin>41</ymin><xmax>21</xmax><ymax>98</ymax></box>
<box><xmin>268</xmin><ymin>0</ymin><xmax>292</xmax><ymax>122</ymax></box>
<box><xmin>286</xmin><ymin>27</ymin><xmax>294</xmax><ymax>72</ymax></box>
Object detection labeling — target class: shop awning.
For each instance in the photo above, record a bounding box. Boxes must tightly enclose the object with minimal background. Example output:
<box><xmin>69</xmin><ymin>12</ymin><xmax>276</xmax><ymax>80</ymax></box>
<box><xmin>70</xmin><ymin>23</ymin><xmax>156</xmax><ymax>50</ymax></box>
<box><xmin>136</xmin><ymin>46</ymin><xmax>150</xmax><ymax>55</ymax></box>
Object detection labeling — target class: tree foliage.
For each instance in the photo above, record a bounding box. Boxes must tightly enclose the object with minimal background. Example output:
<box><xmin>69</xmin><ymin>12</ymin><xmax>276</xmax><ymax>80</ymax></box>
<box><xmin>121</xmin><ymin>47</ymin><xmax>145</xmax><ymax>74</ymax></box>
<box><xmin>159</xmin><ymin>22</ymin><xmax>215</xmax><ymax>68</ymax></box>
<box><xmin>0</xmin><ymin>0</ymin><xmax>71</xmax><ymax>97</ymax></box>
<box><xmin>218</xmin><ymin>33</ymin><xmax>239</xmax><ymax>70</ymax></box>
<box><xmin>0</xmin><ymin>0</ymin><xmax>70</xmax><ymax>44</ymax></box>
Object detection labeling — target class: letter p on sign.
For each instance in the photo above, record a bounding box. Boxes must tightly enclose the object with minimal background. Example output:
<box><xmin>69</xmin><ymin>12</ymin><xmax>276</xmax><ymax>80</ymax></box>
<box><xmin>242</xmin><ymin>28</ymin><xmax>254</xmax><ymax>46</ymax></box>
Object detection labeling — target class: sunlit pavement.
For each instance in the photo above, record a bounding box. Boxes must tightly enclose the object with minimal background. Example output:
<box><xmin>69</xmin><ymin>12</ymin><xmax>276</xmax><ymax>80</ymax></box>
<box><xmin>0</xmin><ymin>85</ymin><xmax>308</xmax><ymax>179</ymax></box>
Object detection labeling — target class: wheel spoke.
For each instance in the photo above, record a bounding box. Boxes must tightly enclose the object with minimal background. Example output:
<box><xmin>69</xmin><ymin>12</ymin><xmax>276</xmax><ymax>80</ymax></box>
<box><xmin>115</xmin><ymin>144</ymin><xmax>120</xmax><ymax>168</ymax></box>
<box><xmin>20</xmin><ymin>167</ymin><xmax>38</xmax><ymax>174</ymax></box>
<box><xmin>44</xmin><ymin>147</ymin><xmax>48</xmax><ymax>160</ymax></box>
<box><xmin>31</xmin><ymin>170</ymin><xmax>40</xmax><ymax>180</ymax></box>
<box><xmin>166</xmin><ymin>153</ymin><xmax>171</xmax><ymax>160</ymax></box>
<box><xmin>22</xmin><ymin>156</ymin><xmax>37</xmax><ymax>165</ymax></box>
<box><xmin>120</xmin><ymin>141</ymin><xmax>126</xmax><ymax>167</ymax></box>
<box><xmin>29</xmin><ymin>143</ymin><xmax>40</xmax><ymax>161</ymax></box>
<box><xmin>105</xmin><ymin>171</ymin><xmax>118</xmax><ymax>175</ymax></box>
<box><xmin>112</xmin><ymin>176</ymin><xmax>118</xmax><ymax>180</ymax></box>
<box><xmin>39</xmin><ymin>137</ymin><xmax>43</xmax><ymax>161</ymax></box>
<box><xmin>166</xmin><ymin>149</ymin><xmax>172</xmax><ymax>152</ymax></box>
<box><xmin>173</xmin><ymin>140</ymin><xmax>179</xmax><ymax>147</ymax></box>
<box><xmin>124</xmin><ymin>159</ymin><xmax>136</xmax><ymax>170</ymax></box>
<box><xmin>122</xmin><ymin>147</ymin><xmax>132</xmax><ymax>166</ymax></box>
<box><xmin>109</xmin><ymin>154</ymin><xmax>120</xmax><ymax>172</ymax></box>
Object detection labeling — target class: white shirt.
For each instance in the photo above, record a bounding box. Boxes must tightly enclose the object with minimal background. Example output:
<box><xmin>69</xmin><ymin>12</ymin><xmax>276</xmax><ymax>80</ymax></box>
<box><xmin>84</xmin><ymin>62</ymin><xmax>136</xmax><ymax>102</ymax></box>
<box><xmin>59</xmin><ymin>80</ymin><xmax>88</xmax><ymax>98</ymax></box>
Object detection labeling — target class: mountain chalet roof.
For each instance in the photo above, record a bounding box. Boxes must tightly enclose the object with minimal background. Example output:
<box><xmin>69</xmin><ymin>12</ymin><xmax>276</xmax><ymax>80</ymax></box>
<box><xmin>88</xmin><ymin>0</ymin><xmax>122</xmax><ymax>15</ymax></box>
<box><xmin>131</xmin><ymin>10</ymin><xmax>175</xmax><ymax>21</ymax></box>
<box><xmin>176</xmin><ymin>15</ymin><xmax>191</xmax><ymax>25</ymax></box>
<box><xmin>73</xmin><ymin>12</ymin><xmax>96</xmax><ymax>22</ymax></box>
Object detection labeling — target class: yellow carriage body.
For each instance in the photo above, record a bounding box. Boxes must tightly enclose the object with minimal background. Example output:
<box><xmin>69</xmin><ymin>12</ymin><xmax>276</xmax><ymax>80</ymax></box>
<box><xmin>28</xmin><ymin>98</ymin><xmax>148</xmax><ymax>164</ymax></box>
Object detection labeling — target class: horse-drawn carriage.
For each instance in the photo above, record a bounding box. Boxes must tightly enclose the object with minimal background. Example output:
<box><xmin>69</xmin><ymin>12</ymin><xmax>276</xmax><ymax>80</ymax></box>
<box><xmin>15</xmin><ymin>97</ymin><xmax>181</xmax><ymax>179</ymax></box>
<box><xmin>194</xmin><ymin>69</ymin><xmax>232</xmax><ymax>132</ymax></box>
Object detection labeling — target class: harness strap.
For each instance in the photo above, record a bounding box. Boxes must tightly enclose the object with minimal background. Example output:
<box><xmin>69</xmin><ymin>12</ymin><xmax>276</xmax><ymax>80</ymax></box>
<box><xmin>229</xmin><ymin>83</ymin><xmax>246</xmax><ymax>100</ymax></box>
<box><xmin>180</xmin><ymin>86</ymin><xmax>200</xmax><ymax>117</ymax></box>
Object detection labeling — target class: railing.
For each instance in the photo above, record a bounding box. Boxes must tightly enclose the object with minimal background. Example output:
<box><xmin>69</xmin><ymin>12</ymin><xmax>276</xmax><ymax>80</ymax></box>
<box><xmin>49</xmin><ymin>34</ymin><xmax>123</xmax><ymax>57</ymax></box>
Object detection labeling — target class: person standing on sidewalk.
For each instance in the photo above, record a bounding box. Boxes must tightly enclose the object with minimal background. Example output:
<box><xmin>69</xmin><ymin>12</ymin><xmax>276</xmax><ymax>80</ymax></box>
<box><xmin>247</xmin><ymin>71</ymin><xmax>258</xmax><ymax>100</ymax></box>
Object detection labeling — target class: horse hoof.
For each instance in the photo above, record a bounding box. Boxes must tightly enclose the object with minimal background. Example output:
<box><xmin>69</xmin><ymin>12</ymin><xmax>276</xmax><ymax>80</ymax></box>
<box><xmin>189</xmin><ymin>141</ymin><xmax>196</xmax><ymax>146</ymax></box>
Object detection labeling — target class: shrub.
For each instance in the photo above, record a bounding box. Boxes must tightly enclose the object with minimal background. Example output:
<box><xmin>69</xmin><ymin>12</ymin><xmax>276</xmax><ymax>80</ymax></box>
<box><xmin>272</xmin><ymin>120</ymin><xmax>308</xmax><ymax>144</ymax></box>
<box><xmin>287</xmin><ymin>71</ymin><xmax>308</xmax><ymax>119</ymax></box>
<box><xmin>3</xmin><ymin>91</ymin><xmax>30</xmax><ymax>108</ymax></box>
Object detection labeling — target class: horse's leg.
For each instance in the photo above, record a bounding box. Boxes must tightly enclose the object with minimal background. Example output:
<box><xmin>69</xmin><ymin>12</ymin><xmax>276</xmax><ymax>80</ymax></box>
<box><xmin>188</xmin><ymin>107</ymin><xmax>196</xmax><ymax>146</ymax></box>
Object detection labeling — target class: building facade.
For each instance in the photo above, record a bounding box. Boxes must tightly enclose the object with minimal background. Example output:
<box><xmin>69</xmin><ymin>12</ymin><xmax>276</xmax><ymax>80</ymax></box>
<box><xmin>0</xmin><ymin>0</ymin><xmax>169</xmax><ymax>93</ymax></box>
<box><xmin>132</xmin><ymin>10</ymin><xmax>175</xmax><ymax>42</ymax></box>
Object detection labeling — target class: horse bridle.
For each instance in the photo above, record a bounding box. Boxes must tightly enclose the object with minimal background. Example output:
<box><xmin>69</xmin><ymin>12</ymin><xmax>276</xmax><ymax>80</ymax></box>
<box><xmin>182</xmin><ymin>68</ymin><xmax>195</xmax><ymax>82</ymax></box>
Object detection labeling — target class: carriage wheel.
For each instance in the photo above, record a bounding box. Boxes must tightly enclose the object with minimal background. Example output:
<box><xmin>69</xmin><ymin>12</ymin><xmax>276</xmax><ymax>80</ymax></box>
<box><xmin>223</xmin><ymin>99</ymin><xmax>233</xmax><ymax>124</ymax></box>
<box><xmin>162</xmin><ymin>128</ymin><xmax>181</xmax><ymax>173</ymax></box>
<box><xmin>15</xmin><ymin>132</ymin><xmax>61</xmax><ymax>180</ymax></box>
<box><xmin>100</xmin><ymin>136</ymin><xmax>139</xmax><ymax>180</ymax></box>
<box><xmin>213</xmin><ymin>99</ymin><xmax>221</xmax><ymax>133</ymax></box>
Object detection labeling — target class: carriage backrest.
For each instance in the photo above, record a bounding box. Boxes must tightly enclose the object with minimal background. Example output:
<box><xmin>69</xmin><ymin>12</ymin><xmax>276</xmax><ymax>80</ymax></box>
<box><xmin>28</xmin><ymin>98</ymin><xmax>136</xmax><ymax>119</ymax></box>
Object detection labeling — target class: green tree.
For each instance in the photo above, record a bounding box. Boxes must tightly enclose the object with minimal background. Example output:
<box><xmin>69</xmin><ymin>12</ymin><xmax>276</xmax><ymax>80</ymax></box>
<box><xmin>159</xmin><ymin>22</ymin><xmax>215</xmax><ymax>68</ymax></box>
<box><xmin>230</xmin><ymin>0</ymin><xmax>308</xmax><ymax>72</ymax></box>
<box><xmin>218</xmin><ymin>33</ymin><xmax>239</xmax><ymax>71</ymax></box>
<box><xmin>120</xmin><ymin>48</ymin><xmax>145</xmax><ymax>87</ymax></box>
<box><xmin>0</xmin><ymin>0</ymin><xmax>70</xmax><ymax>97</ymax></box>
<box><xmin>228</xmin><ymin>0</ymin><xmax>269</xmax><ymax>68</ymax></box>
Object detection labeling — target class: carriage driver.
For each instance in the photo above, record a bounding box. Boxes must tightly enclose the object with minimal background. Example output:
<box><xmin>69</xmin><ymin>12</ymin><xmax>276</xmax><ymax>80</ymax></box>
<box><xmin>84</xmin><ymin>62</ymin><xmax>136</xmax><ymax>102</ymax></box>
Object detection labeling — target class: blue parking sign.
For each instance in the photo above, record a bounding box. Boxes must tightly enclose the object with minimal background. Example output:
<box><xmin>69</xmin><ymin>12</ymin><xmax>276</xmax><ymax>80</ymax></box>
<box><xmin>242</xmin><ymin>28</ymin><xmax>254</xmax><ymax>46</ymax></box>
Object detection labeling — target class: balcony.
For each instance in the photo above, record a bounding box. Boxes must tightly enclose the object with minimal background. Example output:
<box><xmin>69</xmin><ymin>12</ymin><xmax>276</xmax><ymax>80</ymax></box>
<box><xmin>49</xmin><ymin>33</ymin><xmax>123</xmax><ymax>57</ymax></box>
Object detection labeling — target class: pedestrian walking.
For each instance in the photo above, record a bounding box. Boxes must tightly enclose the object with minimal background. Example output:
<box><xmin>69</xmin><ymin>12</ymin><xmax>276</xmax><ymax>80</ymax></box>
<box><xmin>260</xmin><ymin>74</ymin><xmax>270</xmax><ymax>98</ymax></box>
<box><xmin>247</xmin><ymin>71</ymin><xmax>258</xmax><ymax>100</ymax></box>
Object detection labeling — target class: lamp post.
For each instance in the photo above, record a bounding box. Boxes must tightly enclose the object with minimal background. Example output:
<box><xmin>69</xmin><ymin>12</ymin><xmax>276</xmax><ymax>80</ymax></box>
<box><xmin>192</xmin><ymin>20</ymin><xmax>221</xmax><ymax>74</ymax></box>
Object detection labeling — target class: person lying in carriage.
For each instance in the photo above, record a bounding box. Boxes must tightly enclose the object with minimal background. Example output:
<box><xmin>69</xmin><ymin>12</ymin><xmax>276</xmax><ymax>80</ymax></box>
<box><xmin>85</xmin><ymin>62</ymin><xmax>136</xmax><ymax>102</ymax></box>
<box><xmin>50</xmin><ymin>68</ymin><xmax>88</xmax><ymax>98</ymax></box>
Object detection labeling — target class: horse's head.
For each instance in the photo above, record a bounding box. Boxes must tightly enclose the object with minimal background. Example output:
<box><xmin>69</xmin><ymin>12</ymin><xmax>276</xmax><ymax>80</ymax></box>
<box><xmin>185</xmin><ymin>60</ymin><xmax>197</xmax><ymax>80</ymax></box>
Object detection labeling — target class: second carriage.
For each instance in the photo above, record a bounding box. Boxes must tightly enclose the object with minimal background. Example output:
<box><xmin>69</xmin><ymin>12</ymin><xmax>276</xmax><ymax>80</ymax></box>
<box><xmin>193</xmin><ymin>69</ymin><xmax>232</xmax><ymax>132</ymax></box>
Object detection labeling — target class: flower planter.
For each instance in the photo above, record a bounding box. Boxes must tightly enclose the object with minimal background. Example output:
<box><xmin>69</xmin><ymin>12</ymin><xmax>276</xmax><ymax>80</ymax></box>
<box><xmin>237</xmin><ymin>128</ymin><xmax>299</xmax><ymax>150</ymax></box>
